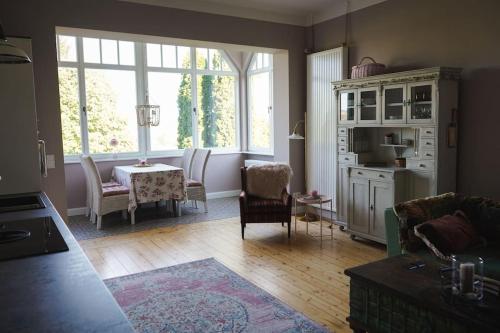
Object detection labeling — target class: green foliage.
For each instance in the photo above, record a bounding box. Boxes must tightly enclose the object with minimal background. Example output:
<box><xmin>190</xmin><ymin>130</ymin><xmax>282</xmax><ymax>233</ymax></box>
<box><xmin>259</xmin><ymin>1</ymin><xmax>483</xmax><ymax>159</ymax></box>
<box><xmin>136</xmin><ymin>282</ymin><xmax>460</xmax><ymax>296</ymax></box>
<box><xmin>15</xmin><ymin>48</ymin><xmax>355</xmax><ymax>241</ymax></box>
<box><xmin>176</xmin><ymin>72</ymin><xmax>193</xmax><ymax>149</ymax></box>
<box><xmin>59</xmin><ymin>68</ymin><xmax>81</xmax><ymax>155</ymax></box>
<box><xmin>58</xmin><ymin>67</ymin><xmax>134</xmax><ymax>155</ymax></box>
<box><xmin>200</xmin><ymin>74</ymin><xmax>216</xmax><ymax>147</ymax></box>
<box><xmin>84</xmin><ymin>70</ymin><xmax>134</xmax><ymax>153</ymax></box>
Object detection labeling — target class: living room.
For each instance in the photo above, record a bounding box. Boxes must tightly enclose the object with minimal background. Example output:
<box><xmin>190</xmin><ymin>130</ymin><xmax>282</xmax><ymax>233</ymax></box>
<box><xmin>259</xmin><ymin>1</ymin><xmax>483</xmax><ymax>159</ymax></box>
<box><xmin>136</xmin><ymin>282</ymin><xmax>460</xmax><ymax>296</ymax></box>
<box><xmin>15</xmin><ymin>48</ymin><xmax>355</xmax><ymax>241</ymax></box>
<box><xmin>0</xmin><ymin>0</ymin><xmax>499</xmax><ymax>332</ymax></box>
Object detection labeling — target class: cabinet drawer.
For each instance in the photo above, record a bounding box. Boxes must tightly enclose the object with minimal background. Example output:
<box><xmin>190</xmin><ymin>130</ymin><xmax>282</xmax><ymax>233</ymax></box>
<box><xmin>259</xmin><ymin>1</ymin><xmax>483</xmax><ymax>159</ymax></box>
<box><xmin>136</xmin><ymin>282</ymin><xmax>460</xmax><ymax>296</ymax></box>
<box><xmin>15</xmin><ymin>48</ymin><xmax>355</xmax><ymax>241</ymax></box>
<box><xmin>350</xmin><ymin>168</ymin><xmax>393</xmax><ymax>181</ymax></box>
<box><xmin>338</xmin><ymin>153</ymin><xmax>356</xmax><ymax>164</ymax></box>
<box><xmin>420</xmin><ymin>127</ymin><xmax>436</xmax><ymax>138</ymax></box>
<box><xmin>420</xmin><ymin>138</ymin><xmax>435</xmax><ymax>149</ymax></box>
<box><xmin>407</xmin><ymin>159</ymin><xmax>435</xmax><ymax>171</ymax></box>
<box><xmin>338</xmin><ymin>136</ymin><xmax>348</xmax><ymax>145</ymax></box>
<box><xmin>421</xmin><ymin>149</ymin><xmax>435</xmax><ymax>159</ymax></box>
<box><xmin>338</xmin><ymin>127</ymin><xmax>348</xmax><ymax>136</ymax></box>
<box><xmin>338</xmin><ymin>144</ymin><xmax>348</xmax><ymax>154</ymax></box>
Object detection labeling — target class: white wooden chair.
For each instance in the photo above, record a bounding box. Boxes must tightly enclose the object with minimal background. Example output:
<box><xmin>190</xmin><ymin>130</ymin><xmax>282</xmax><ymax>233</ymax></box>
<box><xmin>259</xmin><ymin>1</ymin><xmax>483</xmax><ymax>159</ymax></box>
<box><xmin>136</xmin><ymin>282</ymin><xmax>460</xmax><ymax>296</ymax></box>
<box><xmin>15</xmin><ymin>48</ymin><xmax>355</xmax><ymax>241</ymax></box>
<box><xmin>80</xmin><ymin>155</ymin><xmax>121</xmax><ymax>222</ymax></box>
<box><xmin>186</xmin><ymin>149</ymin><xmax>211</xmax><ymax>212</ymax></box>
<box><xmin>81</xmin><ymin>155</ymin><xmax>133</xmax><ymax>229</ymax></box>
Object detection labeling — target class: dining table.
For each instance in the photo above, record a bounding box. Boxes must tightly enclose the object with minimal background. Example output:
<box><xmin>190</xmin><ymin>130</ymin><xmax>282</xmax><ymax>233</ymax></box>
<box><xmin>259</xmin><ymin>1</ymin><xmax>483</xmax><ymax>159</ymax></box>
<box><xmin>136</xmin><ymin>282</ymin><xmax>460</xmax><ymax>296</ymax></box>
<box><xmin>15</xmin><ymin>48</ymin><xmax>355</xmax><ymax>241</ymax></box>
<box><xmin>112</xmin><ymin>163</ymin><xmax>186</xmax><ymax>221</ymax></box>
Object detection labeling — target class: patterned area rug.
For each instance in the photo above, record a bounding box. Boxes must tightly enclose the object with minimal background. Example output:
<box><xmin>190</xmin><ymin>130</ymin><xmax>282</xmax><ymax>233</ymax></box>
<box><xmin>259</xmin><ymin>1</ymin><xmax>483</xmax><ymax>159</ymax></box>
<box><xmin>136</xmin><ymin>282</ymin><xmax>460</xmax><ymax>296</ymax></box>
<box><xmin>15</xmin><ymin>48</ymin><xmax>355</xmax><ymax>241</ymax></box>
<box><xmin>68</xmin><ymin>197</ymin><xmax>239</xmax><ymax>241</ymax></box>
<box><xmin>105</xmin><ymin>258</ymin><xmax>330</xmax><ymax>333</ymax></box>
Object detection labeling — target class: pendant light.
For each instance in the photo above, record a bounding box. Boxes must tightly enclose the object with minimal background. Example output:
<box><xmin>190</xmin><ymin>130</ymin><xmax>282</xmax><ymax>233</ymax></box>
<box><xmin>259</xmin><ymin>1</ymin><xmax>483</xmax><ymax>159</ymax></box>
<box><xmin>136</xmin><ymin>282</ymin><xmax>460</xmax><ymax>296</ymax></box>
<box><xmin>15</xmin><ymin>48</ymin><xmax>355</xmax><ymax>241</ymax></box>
<box><xmin>0</xmin><ymin>22</ymin><xmax>31</xmax><ymax>64</ymax></box>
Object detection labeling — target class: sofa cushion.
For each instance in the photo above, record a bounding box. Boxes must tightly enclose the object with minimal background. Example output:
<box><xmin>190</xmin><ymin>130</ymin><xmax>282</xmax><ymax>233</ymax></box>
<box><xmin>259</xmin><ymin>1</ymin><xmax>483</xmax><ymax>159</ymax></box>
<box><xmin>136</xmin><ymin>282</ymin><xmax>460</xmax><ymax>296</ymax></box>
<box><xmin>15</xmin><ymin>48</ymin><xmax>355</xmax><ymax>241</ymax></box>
<box><xmin>394</xmin><ymin>192</ymin><xmax>461</xmax><ymax>252</ymax></box>
<box><xmin>414</xmin><ymin>210</ymin><xmax>481</xmax><ymax>260</ymax></box>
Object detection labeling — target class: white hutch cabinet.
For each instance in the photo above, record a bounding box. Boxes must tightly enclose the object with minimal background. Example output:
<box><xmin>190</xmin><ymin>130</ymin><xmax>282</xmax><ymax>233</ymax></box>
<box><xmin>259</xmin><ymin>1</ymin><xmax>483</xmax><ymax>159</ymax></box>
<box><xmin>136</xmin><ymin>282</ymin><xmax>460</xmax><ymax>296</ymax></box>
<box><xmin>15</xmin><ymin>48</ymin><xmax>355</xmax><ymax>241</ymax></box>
<box><xmin>333</xmin><ymin>67</ymin><xmax>461</xmax><ymax>244</ymax></box>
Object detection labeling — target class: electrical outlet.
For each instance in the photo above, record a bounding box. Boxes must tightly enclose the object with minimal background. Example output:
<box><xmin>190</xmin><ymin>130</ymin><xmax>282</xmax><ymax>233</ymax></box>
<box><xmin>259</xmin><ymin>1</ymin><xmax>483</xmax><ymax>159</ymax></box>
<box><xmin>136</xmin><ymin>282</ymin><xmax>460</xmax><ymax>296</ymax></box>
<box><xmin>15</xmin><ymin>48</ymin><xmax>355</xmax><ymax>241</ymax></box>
<box><xmin>46</xmin><ymin>154</ymin><xmax>56</xmax><ymax>169</ymax></box>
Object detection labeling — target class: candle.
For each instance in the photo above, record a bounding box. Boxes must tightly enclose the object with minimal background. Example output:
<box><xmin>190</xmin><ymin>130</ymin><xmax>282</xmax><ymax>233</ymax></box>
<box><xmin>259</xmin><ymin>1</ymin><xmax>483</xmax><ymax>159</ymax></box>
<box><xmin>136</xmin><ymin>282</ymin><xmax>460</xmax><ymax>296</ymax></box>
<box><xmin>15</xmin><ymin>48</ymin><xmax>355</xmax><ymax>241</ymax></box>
<box><xmin>460</xmin><ymin>262</ymin><xmax>475</xmax><ymax>294</ymax></box>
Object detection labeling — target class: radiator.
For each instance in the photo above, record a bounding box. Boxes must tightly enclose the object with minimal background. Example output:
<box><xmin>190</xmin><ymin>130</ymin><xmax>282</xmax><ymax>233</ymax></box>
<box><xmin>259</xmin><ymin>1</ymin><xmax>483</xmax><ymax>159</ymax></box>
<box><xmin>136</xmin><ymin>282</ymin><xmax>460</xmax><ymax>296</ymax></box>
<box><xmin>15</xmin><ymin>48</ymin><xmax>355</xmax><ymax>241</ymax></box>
<box><xmin>306</xmin><ymin>47</ymin><xmax>347</xmax><ymax>210</ymax></box>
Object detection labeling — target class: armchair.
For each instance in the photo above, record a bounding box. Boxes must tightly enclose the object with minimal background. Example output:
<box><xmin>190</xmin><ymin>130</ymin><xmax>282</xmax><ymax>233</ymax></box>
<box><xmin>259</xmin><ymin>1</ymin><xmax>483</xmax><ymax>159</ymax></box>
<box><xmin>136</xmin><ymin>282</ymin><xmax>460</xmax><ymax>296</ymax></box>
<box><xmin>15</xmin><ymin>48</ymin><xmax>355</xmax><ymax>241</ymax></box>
<box><xmin>239</xmin><ymin>167</ymin><xmax>292</xmax><ymax>239</ymax></box>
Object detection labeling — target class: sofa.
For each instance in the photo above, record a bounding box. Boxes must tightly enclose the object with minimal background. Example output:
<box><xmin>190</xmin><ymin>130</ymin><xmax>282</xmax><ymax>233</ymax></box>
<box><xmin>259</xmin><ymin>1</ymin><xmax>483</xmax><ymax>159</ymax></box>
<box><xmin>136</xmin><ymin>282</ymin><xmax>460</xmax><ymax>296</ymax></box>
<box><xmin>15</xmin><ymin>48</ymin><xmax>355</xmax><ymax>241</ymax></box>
<box><xmin>385</xmin><ymin>192</ymin><xmax>500</xmax><ymax>278</ymax></box>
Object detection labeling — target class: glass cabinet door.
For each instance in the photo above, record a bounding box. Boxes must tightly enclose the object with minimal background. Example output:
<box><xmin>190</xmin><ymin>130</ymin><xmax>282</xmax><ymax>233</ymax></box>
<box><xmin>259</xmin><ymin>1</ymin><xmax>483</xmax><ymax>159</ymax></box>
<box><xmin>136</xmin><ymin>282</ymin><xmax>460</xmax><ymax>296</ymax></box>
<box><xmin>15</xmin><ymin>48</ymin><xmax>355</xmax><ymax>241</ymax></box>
<box><xmin>358</xmin><ymin>87</ymin><xmax>379</xmax><ymax>123</ymax></box>
<box><xmin>382</xmin><ymin>84</ymin><xmax>406</xmax><ymax>124</ymax></box>
<box><xmin>407</xmin><ymin>82</ymin><xmax>434</xmax><ymax>123</ymax></box>
<box><xmin>339</xmin><ymin>90</ymin><xmax>356</xmax><ymax>124</ymax></box>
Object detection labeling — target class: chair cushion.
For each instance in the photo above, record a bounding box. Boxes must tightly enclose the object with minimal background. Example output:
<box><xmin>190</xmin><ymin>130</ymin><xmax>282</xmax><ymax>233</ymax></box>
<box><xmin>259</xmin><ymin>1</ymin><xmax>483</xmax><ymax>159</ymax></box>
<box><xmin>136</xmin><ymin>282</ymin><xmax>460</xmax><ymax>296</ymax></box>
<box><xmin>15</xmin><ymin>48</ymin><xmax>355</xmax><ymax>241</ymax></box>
<box><xmin>186</xmin><ymin>178</ymin><xmax>203</xmax><ymax>187</ymax></box>
<box><xmin>103</xmin><ymin>185</ymin><xmax>129</xmax><ymax>197</ymax></box>
<box><xmin>102</xmin><ymin>181</ymin><xmax>121</xmax><ymax>188</ymax></box>
<box><xmin>414</xmin><ymin>210</ymin><xmax>481</xmax><ymax>260</ymax></box>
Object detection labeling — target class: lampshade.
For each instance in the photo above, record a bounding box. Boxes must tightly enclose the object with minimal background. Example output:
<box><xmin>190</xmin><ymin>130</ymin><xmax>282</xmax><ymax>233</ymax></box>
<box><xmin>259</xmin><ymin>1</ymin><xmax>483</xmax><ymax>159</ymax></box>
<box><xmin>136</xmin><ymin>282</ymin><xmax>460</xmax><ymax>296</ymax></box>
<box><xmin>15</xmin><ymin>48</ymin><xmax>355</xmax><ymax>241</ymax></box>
<box><xmin>0</xmin><ymin>23</ymin><xmax>31</xmax><ymax>64</ymax></box>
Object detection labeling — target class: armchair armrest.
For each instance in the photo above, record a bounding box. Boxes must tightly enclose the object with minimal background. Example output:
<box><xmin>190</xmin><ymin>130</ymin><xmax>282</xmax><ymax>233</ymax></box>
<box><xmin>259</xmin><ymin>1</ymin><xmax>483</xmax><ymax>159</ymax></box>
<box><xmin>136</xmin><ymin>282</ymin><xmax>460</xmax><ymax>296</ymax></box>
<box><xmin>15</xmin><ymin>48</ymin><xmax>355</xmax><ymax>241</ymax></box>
<box><xmin>281</xmin><ymin>189</ymin><xmax>292</xmax><ymax>207</ymax></box>
<box><xmin>385</xmin><ymin>208</ymin><xmax>402</xmax><ymax>257</ymax></box>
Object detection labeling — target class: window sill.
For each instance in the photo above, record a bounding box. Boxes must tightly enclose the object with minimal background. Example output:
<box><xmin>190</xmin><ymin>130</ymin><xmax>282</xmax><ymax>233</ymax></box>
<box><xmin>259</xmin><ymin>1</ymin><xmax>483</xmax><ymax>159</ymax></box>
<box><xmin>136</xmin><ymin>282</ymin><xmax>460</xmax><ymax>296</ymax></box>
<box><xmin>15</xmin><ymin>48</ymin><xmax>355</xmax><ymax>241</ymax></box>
<box><xmin>64</xmin><ymin>149</ymin><xmax>244</xmax><ymax>164</ymax></box>
<box><xmin>241</xmin><ymin>151</ymin><xmax>274</xmax><ymax>157</ymax></box>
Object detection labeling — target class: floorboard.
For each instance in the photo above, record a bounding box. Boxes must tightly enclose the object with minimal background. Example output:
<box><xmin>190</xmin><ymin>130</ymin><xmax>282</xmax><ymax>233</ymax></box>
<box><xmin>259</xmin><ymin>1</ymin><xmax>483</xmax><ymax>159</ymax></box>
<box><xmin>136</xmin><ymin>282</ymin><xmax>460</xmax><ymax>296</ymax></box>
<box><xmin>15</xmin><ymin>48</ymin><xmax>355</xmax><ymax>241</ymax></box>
<box><xmin>79</xmin><ymin>217</ymin><xmax>385</xmax><ymax>333</ymax></box>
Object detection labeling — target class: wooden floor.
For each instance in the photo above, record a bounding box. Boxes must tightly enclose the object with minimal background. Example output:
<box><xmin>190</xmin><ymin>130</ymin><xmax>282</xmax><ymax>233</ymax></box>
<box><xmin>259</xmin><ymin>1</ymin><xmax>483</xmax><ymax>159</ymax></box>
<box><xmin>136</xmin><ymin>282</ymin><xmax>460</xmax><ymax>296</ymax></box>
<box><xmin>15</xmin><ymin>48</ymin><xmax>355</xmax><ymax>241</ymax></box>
<box><xmin>80</xmin><ymin>217</ymin><xmax>385</xmax><ymax>333</ymax></box>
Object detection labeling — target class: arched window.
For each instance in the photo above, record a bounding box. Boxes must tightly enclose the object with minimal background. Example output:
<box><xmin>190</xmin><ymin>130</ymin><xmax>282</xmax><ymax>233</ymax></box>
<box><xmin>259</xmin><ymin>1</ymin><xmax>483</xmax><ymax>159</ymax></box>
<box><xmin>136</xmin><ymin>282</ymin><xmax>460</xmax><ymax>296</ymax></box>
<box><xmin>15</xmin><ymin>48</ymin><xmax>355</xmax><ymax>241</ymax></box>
<box><xmin>247</xmin><ymin>53</ymin><xmax>273</xmax><ymax>153</ymax></box>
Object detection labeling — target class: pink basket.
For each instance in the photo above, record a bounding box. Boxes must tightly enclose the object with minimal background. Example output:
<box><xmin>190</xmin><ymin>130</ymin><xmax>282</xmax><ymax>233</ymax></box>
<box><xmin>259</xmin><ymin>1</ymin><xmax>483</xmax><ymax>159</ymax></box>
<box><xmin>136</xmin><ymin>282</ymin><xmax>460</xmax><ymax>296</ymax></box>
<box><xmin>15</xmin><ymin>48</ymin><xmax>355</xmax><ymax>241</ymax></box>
<box><xmin>351</xmin><ymin>57</ymin><xmax>386</xmax><ymax>79</ymax></box>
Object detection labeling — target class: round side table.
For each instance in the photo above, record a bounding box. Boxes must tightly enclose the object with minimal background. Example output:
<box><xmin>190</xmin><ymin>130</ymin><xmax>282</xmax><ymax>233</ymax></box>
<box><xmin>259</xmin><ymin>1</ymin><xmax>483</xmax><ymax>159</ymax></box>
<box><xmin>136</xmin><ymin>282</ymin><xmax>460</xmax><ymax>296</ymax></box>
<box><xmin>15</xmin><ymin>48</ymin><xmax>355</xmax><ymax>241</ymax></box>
<box><xmin>294</xmin><ymin>195</ymin><xmax>333</xmax><ymax>247</ymax></box>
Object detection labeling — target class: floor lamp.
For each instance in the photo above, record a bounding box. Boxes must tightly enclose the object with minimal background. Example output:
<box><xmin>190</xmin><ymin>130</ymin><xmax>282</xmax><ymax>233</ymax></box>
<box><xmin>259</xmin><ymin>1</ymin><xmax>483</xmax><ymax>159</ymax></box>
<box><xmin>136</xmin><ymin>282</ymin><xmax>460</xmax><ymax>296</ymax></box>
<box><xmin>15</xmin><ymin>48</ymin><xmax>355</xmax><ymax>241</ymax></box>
<box><xmin>289</xmin><ymin>115</ymin><xmax>318</xmax><ymax>222</ymax></box>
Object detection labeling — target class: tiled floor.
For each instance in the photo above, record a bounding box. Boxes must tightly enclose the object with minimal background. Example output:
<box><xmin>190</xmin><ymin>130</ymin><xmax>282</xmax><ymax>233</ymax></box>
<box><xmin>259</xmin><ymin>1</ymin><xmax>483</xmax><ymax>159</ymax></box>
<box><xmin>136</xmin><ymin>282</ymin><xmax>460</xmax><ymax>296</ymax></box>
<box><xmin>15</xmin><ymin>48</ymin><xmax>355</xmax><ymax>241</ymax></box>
<box><xmin>68</xmin><ymin>197</ymin><xmax>240</xmax><ymax>240</ymax></box>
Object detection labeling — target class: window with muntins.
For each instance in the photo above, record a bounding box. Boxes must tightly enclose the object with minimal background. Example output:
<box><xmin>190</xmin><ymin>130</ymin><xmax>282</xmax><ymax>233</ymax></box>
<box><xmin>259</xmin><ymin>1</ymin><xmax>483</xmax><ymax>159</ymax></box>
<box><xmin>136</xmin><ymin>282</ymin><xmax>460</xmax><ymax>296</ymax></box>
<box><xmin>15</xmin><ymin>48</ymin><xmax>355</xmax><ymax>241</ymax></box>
<box><xmin>247</xmin><ymin>53</ymin><xmax>273</xmax><ymax>153</ymax></box>
<box><xmin>57</xmin><ymin>33</ymin><xmax>240</xmax><ymax>161</ymax></box>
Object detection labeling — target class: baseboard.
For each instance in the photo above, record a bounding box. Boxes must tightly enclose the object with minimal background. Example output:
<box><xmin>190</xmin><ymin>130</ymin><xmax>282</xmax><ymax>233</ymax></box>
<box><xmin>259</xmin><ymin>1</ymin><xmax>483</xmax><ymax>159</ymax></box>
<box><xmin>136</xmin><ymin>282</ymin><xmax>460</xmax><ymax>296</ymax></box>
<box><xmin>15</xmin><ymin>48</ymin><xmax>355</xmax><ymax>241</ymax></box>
<box><xmin>67</xmin><ymin>190</ymin><xmax>240</xmax><ymax>216</ymax></box>
<box><xmin>206</xmin><ymin>190</ymin><xmax>240</xmax><ymax>199</ymax></box>
<box><xmin>68</xmin><ymin>207</ymin><xmax>87</xmax><ymax>217</ymax></box>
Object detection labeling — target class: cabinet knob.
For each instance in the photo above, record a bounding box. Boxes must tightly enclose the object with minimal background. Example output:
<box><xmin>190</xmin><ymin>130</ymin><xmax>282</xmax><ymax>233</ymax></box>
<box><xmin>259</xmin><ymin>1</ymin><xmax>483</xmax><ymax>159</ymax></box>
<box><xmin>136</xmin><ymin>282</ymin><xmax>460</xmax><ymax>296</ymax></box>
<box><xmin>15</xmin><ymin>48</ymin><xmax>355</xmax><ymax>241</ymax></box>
<box><xmin>378</xmin><ymin>174</ymin><xmax>385</xmax><ymax>178</ymax></box>
<box><xmin>345</xmin><ymin>157</ymin><xmax>349</xmax><ymax>161</ymax></box>
<box><xmin>425</xmin><ymin>153</ymin><xmax>432</xmax><ymax>157</ymax></box>
<box><xmin>426</xmin><ymin>142</ymin><xmax>432</xmax><ymax>145</ymax></box>
<box><xmin>357</xmin><ymin>171</ymin><xmax>363</xmax><ymax>175</ymax></box>
<box><xmin>426</xmin><ymin>131</ymin><xmax>432</xmax><ymax>134</ymax></box>
<box><xmin>419</xmin><ymin>164</ymin><xmax>426</xmax><ymax>168</ymax></box>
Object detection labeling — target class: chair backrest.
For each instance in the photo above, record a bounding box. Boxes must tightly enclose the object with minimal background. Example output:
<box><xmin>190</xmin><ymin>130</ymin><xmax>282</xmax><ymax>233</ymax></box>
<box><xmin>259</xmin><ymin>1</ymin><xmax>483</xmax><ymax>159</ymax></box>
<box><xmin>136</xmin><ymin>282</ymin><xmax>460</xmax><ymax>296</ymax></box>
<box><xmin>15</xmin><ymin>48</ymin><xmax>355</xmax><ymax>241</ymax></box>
<box><xmin>181</xmin><ymin>148</ymin><xmax>196</xmax><ymax>179</ymax></box>
<box><xmin>190</xmin><ymin>149</ymin><xmax>211</xmax><ymax>184</ymax></box>
<box><xmin>81</xmin><ymin>155</ymin><xmax>104</xmax><ymax>204</ymax></box>
<box><xmin>80</xmin><ymin>155</ymin><xmax>93</xmax><ymax>206</ymax></box>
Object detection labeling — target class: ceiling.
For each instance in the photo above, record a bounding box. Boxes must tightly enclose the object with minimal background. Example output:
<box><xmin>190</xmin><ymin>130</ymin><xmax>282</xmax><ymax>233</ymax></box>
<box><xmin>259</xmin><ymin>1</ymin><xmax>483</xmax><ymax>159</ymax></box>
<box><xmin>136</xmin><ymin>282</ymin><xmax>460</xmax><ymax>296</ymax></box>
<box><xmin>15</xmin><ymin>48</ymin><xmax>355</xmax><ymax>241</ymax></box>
<box><xmin>121</xmin><ymin>0</ymin><xmax>388</xmax><ymax>26</ymax></box>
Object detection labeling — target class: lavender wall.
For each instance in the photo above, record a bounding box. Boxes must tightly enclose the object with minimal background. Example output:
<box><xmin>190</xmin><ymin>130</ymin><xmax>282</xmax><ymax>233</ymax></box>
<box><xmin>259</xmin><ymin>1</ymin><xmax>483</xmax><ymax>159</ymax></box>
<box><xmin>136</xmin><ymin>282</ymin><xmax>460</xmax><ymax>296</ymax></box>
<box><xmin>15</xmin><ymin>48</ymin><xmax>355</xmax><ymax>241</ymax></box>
<box><xmin>0</xmin><ymin>0</ymin><xmax>306</xmax><ymax>216</ymax></box>
<box><xmin>65</xmin><ymin>154</ymin><xmax>243</xmax><ymax>208</ymax></box>
<box><xmin>310</xmin><ymin>0</ymin><xmax>500</xmax><ymax>199</ymax></box>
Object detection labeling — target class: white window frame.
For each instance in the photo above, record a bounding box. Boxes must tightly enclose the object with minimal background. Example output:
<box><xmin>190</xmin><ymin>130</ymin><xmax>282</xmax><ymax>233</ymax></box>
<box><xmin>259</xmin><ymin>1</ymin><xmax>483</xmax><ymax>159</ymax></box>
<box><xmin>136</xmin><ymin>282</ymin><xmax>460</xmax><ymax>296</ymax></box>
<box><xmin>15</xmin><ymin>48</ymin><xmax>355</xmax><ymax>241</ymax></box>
<box><xmin>246</xmin><ymin>53</ymin><xmax>274</xmax><ymax>154</ymax></box>
<box><xmin>57</xmin><ymin>32</ymin><xmax>241</xmax><ymax>163</ymax></box>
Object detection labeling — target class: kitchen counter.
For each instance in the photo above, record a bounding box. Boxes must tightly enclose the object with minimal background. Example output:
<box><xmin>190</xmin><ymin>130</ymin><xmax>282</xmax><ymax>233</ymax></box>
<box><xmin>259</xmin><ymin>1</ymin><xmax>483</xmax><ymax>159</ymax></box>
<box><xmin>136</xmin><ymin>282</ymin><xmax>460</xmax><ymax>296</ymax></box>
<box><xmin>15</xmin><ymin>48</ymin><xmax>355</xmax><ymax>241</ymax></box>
<box><xmin>0</xmin><ymin>192</ymin><xmax>134</xmax><ymax>333</ymax></box>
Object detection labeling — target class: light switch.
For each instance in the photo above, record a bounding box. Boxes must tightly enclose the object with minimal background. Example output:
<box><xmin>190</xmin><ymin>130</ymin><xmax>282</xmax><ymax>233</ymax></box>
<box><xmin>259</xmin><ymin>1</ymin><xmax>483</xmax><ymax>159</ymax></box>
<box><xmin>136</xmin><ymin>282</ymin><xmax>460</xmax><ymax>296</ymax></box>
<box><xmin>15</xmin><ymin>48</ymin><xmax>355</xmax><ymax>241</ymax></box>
<box><xmin>46</xmin><ymin>154</ymin><xmax>56</xmax><ymax>169</ymax></box>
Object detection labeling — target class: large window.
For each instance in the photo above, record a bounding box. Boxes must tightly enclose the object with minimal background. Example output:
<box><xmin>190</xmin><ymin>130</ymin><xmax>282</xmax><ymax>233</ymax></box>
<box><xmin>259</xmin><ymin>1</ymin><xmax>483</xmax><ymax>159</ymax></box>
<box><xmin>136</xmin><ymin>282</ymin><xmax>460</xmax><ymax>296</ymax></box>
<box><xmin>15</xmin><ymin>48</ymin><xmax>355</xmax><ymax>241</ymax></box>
<box><xmin>247</xmin><ymin>53</ymin><xmax>273</xmax><ymax>153</ymax></box>
<box><xmin>57</xmin><ymin>33</ymin><xmax>239</xmax><ymax>160</ymax></box>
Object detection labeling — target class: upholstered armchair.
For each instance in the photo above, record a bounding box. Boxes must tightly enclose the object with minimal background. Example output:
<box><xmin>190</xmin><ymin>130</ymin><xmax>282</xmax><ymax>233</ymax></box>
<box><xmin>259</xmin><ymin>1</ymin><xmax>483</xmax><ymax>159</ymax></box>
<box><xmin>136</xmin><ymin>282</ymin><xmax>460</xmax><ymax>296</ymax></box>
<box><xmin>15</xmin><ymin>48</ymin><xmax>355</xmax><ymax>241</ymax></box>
<box><xmin>239</xmin><ymin>167</ymin><xmax>292</xmax><ymax>239</ymax></box>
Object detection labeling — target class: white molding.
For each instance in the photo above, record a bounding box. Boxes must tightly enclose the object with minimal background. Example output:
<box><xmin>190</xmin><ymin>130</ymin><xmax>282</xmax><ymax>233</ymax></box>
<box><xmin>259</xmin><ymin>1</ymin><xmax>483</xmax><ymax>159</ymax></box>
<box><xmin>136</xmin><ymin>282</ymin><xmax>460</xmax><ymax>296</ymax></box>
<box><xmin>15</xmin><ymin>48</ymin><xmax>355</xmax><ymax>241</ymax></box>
<box><xmin>68</xmin><ymin>207</ymin><xmax>88</xmax><ymax>216</ymax></box>
<box><xmin>206</xmin><ymin>190</ymin><xmax>240</xmax><ymax>199</ymax></box>
<box><xmin>67</xmin><ymin>190</ymin><xmax>240</xmax><ymax>216</ymax></box>
<box><xmin>119</xmin><ymin>0</ymin><xmax>388</xmax><ymax>27</ymax></box>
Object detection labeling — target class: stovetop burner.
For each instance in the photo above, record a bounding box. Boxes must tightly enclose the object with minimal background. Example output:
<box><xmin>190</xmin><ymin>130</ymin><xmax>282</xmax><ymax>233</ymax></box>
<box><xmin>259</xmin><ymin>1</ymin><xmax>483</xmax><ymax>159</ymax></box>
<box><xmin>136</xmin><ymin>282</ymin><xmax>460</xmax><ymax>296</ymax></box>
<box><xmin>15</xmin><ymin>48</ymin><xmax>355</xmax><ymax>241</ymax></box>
<box><xmin>0</xmin><ymin>216</ymin><xmax>68</xmax><ymax>261</ymax></box>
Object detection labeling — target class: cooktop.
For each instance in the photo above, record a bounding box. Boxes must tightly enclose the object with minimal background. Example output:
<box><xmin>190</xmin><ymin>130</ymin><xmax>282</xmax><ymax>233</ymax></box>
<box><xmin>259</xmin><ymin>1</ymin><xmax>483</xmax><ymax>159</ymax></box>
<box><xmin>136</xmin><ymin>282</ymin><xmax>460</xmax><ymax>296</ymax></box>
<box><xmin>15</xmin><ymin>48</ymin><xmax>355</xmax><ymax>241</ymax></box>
<box><xmin>0</xmin><ymin>216</ymin><xmax>68</xmax><ymax>261</ymax></box>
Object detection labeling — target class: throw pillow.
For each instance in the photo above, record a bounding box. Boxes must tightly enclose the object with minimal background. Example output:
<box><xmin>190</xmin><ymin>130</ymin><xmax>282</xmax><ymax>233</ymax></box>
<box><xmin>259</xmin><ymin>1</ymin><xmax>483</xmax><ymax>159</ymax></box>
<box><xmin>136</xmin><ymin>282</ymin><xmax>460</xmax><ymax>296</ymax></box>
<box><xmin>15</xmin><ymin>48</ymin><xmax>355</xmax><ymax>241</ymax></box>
<box><xmin>394</xmin><ymin>192</ymin><xmax>460</xmax><ymax>252</ymax></box>
<box><xmin>413</xmin><ymin>210</ymin><xmax>481</xmax><ymax>260</ymax></box>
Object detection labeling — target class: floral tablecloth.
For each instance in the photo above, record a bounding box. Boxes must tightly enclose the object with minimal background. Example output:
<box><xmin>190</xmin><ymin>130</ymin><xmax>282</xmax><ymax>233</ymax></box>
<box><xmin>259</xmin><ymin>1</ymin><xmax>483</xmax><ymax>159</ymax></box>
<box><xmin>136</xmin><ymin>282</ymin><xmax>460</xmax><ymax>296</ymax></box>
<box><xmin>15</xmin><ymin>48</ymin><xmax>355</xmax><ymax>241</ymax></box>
<box><xmin>112</xmin><ymin>164</ymin><xmax>185</xmax><ymax>211</ymax></box>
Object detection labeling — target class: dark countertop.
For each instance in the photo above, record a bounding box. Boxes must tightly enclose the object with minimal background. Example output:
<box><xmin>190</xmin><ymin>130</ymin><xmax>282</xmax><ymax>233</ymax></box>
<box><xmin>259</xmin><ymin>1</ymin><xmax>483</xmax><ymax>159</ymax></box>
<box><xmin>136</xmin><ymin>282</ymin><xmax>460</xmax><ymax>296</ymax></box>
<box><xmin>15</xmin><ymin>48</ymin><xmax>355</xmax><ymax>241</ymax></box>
<box><xmin>0</xmin><ymin>192</ymin><xmax>134</xmax><ymax>333</ymax></box>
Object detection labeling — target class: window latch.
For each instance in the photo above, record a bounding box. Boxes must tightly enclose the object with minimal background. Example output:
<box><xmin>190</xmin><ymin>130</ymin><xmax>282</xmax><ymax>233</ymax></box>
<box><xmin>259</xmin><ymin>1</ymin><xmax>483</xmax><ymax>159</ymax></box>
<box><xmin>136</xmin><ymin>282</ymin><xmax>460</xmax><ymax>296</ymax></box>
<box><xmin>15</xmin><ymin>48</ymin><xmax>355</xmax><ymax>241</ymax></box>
<box><xmin>193</xmin><ymin>107</ymin><xmax>197</xmax><ymax>114</ymax></box>
<box><xmin>82</xmin><ymin>106</ymin><xmax>87</xmax><ymax>115</ymax></box>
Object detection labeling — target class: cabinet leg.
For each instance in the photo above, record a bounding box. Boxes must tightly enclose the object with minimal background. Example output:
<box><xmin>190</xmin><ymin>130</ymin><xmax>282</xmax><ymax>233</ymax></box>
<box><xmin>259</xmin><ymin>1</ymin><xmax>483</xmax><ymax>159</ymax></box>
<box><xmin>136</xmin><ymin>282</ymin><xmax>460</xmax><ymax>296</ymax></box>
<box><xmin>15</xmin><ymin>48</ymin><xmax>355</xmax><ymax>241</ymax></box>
<box><xmin>350</xmin><ymin>234</ymin><xmax>356</xmax><ymax>240</ymax></box>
